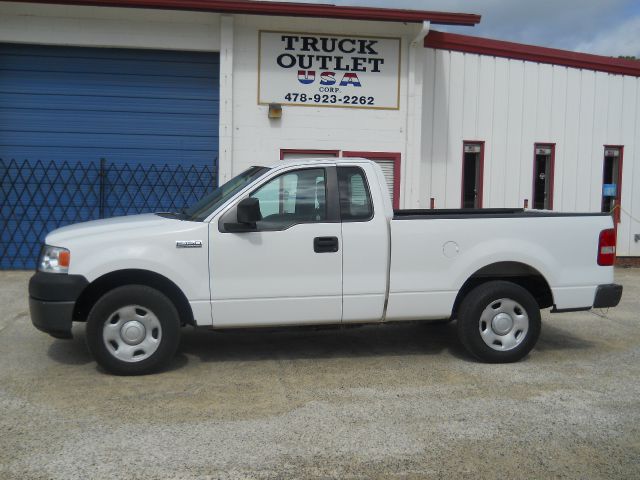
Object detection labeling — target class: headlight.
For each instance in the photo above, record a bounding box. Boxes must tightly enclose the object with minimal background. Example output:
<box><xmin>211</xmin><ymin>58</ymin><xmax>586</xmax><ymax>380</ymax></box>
<box><xmin>38</xmin><ymin>245</ymin><xmax>71</xmax><ymax>273</ymax></box>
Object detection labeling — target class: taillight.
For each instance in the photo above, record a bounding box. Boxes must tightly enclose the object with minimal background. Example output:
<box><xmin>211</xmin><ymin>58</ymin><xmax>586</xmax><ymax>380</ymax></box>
<box><xmin>597</xmin><ymin>228</ymin><xmax>616</xmax><ymax>266</ymax></box>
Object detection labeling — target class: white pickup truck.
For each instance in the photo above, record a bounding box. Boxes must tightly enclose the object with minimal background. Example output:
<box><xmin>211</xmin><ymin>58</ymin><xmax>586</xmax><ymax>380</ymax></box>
<box><xmin>29</xmin><ymin>158</ymin><xmax>622</xmax><ymax>375</ymax></box>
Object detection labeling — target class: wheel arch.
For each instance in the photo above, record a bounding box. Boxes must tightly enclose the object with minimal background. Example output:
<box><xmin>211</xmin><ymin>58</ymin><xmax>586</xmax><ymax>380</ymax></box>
<box><xmin>73</xmin><ymin>269</ymin><xmax>195</xmax><ymax>326</ymax></box>
<box><xmin>451</xmin><ymin>261</ymin><xmax>553</xmax><ymax>319</ymax></box>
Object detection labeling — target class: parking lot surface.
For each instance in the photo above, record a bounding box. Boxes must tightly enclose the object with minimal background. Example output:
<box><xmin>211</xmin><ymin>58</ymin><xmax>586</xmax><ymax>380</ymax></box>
<box><xmin>1</xmin><ymin>269</ymin><xmax>639</xmax><ymax>479</ymax></box>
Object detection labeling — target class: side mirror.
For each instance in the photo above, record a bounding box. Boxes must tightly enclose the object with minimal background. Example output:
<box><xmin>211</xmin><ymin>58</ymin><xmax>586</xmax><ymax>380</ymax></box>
<box><xmin>236</xmin><ymin>197</ymin><xmax>262</xmax><ymax>224</ymax></box>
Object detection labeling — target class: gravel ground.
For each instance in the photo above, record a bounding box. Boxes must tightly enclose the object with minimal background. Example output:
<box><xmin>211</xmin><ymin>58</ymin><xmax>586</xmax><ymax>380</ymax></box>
<box><xmin>1</xmin><ymin>269</ymin><xmax>639</xmax><ymax>479</ymax></box>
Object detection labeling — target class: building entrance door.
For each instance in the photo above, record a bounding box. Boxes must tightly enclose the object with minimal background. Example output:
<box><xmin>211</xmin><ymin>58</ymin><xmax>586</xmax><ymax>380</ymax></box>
<box><xmin>533</xmin><ymin>144</ymin><xmax>554</xmax><ymax>210</ymax></box>
<box><xmin>462</xmin><ymin>142</ymin><xmax>484</xmax><ymax>208</ymax></box>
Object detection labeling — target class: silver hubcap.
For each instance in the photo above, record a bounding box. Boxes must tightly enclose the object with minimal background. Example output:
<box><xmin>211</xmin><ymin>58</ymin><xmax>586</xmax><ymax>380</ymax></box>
<box><xmin>102</xmin><ymin>305</ymin><xmax>162</xmax><ymax>363</ymax></box>
<box><xmin>479</xmin><ymin>298</ymin><xmax>529</xmax><ymax>351</ymax></box>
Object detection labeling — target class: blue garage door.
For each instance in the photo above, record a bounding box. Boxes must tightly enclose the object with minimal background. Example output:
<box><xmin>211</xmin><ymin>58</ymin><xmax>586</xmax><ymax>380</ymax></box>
<box><xmin>0</xmin><ymin>43</ymin><xmax>219</xmax><ymax>268</ymax></box>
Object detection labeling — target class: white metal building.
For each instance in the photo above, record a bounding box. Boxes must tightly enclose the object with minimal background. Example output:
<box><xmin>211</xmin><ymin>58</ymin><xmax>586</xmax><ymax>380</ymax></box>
<box><xmin>1</xmin><ymin>0</ymin><xmax>640</xmax><ymax>258</ymax></box>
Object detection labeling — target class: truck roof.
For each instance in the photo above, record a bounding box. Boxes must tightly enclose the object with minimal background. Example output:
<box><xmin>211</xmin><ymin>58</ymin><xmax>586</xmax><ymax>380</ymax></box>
<box><xmin>265</xmin><ymin>157</ymin><xmax>372</xmax><ymax>169</ymax></box>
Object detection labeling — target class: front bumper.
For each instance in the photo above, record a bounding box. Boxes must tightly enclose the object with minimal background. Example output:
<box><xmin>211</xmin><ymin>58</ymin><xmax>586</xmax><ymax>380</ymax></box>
<box><xmin>593</xmin><ymin>283</ymin><xmax>623</xmax><ymax>309</ymax></box>
<box><xmin>28</xmin><ymin>272</ymin><xmax>89</xmax><ymax>339</ymax></box>
<box><xmin>29</xmin><ymin>298</ymin><xmax>76</xmax><ymax>339</ymax></box>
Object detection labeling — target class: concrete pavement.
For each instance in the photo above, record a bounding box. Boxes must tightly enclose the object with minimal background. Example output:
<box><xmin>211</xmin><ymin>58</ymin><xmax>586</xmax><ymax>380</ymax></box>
<box><xmin>1</xmin><ymin>269</ymin><xmax>639</xmax><ymax>479</ymax></box>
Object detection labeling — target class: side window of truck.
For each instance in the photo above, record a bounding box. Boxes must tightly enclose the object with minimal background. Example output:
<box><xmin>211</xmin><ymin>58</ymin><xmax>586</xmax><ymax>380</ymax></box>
<box><xmin>250</xmin><ymin>168</ymin><xmax>327</xmax><ymax>230</ymax></box>
<box><xmin>338</xmin><ymin>166</ymin><xmax>373</xmax><ymax>221</ymax></box>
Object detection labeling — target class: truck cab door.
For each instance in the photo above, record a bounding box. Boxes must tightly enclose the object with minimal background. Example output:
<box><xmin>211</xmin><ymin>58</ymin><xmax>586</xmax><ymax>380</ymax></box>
<box><xmin>338</xmin><ymin>165</ymin><xmax>389</xmax><ymax>323</ymax></box>
<box><xmin>208</xmin><ymin>166</ymin><xmax>343</xmax><ymax>327</ymax></box>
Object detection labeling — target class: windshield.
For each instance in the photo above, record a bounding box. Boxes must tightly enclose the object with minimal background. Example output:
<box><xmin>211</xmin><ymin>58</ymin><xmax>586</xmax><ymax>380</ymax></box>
<box><xmin>183</xmin><ymin>166</ymin><xmax>270</xmax><ymax>221</ymax></box>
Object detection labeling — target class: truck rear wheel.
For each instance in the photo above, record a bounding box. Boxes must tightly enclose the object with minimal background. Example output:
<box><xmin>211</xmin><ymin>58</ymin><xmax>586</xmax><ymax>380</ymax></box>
<box><xmin>86</xmin><ymin>285</ymin><xmax>180</xmax><ymax>375</ymax></box>
<box><xmin>457</xmin><ymin>280</ymin><xmax>541</xmax><ymax>363</ymax></box>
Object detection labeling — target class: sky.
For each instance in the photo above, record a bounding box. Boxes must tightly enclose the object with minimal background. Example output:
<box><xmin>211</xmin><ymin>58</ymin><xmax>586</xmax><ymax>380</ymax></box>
<box><xmin>287</xmin><ymin>0</ymin><xmax>640</xmax><ymax>57</ymax></box>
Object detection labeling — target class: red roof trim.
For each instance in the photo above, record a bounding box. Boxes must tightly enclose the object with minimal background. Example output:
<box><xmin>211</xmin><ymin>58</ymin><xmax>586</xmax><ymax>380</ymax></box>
<box><xmin>424</xmin><ymin>31</ymin><xmax>640</xmax><ymax>77</ymax></box>
<box><xmin>12</xmin><ymin>0</ymin><xmax>481</xmax><ymax>25</ymax></box>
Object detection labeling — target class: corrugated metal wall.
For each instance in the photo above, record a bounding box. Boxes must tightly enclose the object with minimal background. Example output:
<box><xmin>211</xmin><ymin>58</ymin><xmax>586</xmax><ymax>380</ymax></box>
<box><xmin>421</xmin><ymin>48</ymin><xmax>640</xmax><ymax>256</ymax></box>
<box><xmin>0</xmin><ymin>43</ymin><xmax>219</xmax><ymax>165</ymax></box>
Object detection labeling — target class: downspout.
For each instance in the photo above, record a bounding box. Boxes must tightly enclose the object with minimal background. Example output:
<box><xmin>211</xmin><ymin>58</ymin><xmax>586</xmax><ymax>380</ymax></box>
<box><xmin>411</xmin><ymin>20</ymin><xmax>431</xmax><ymax>46</ymax></box>
<box><xmin>402</xmin><ymin>20</ymin><xmax>430</xmax><ymax>211</ymax></box>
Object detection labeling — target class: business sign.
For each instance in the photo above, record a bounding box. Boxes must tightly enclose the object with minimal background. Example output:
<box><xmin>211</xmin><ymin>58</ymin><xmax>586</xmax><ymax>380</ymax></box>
<box><xmin>604</xmin><ymin>148</ymin><xmax>620</xmax><ymax>157</ymax></box>
<box><xmin>258</xmin><ymin>31</ymin><xmax>401</xmax><ymax>110</ymax></box>
<box><xmin>464</xmin><ymin>144</ymin><xmax>482</xmax><ymax>153</ymax></box>
<box><xmin>536</xmin><ymin>146</ymin><xmax>552</xmax><ymax>156</ymax></box>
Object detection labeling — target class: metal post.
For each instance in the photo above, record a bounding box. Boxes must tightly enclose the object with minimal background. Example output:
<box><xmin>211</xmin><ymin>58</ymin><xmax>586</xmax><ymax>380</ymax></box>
<box><xmin>99</xmin><ymin>157</ymin><xmax>105</xmax><ymax>219</ymax></box>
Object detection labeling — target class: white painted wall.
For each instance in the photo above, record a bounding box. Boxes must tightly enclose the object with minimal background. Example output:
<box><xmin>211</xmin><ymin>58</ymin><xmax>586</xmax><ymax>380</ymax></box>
<box><xmin>421</xmin><ymin>48</ymin><xmax>640</xmax><ymax>256</ymax></box>
<box><xmin>0</xmin><ymin>1</ymin><xmax>221</xmax><ymax>51</ymax></box>
<box><xmin>227</xmin><ymin>14</ymin><xmax>419</xmax><ymax>199</ymax></box>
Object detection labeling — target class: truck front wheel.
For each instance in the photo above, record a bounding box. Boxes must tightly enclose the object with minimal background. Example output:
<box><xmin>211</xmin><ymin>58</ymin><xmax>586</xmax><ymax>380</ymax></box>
<box><xmin>86</xmin><ymin>285</ymin><xmax>181</xmax><ymax>375</ymax></box>
<box><xmin>457</xmin><ymin>281</ymin><xmax>541</xmax><ymax>363</ymax></box>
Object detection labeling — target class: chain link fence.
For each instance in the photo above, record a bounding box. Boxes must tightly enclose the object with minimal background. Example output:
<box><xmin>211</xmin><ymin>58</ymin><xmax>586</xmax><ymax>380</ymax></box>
<box><xmin>0</xmin><ymin>158</ymin><xmax>217</xmax><ymax>269</ymax></box>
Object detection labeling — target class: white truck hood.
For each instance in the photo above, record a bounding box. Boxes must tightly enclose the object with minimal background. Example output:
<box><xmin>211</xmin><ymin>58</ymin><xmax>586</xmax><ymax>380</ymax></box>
<box><xmin>44</xmin><ymin>213</ymin><xmax>210</xmax><ymax>289</ymax></box>
<box><xmin>46</xmin><ymin>214</ymin><xmax>177</xmax><ymax>245</ymax></box>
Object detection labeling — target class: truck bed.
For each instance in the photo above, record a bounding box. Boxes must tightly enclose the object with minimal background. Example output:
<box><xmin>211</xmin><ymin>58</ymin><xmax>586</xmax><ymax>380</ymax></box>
<box><xmin>386</xmin><ymin>207</ymin><xmax>615</xmax><ymax>320</ymax></box>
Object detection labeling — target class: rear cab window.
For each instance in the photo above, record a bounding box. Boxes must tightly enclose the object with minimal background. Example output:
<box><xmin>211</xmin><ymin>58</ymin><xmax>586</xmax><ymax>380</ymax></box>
<box><xmin>337</xmin><ymin>166</ymin><xmax>373</xmax><ymax>222</ymax></box>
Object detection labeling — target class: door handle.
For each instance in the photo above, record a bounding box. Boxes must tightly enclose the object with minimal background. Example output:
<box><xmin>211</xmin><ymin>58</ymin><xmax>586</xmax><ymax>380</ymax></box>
<box><xmin>314</xmin><ymin>236</ymin><xmax>339</xmax><ymax>253</ymax></box>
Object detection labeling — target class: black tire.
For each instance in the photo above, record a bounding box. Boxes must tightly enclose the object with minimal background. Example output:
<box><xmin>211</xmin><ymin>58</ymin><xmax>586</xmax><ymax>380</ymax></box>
<box><xmin>86</xmin><ymin>285</ymin><xmax>181</xmax><ymax>375</ymax></box>
<box><xmin>457</xmin><ymin>280</ymin><xmax>541</xmax><ymax>363</ymax></box>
